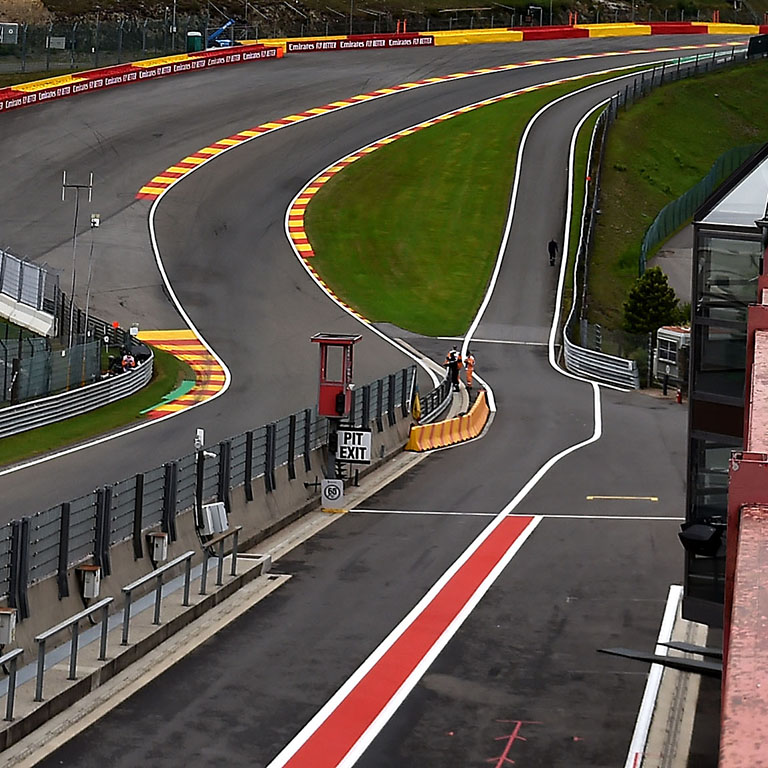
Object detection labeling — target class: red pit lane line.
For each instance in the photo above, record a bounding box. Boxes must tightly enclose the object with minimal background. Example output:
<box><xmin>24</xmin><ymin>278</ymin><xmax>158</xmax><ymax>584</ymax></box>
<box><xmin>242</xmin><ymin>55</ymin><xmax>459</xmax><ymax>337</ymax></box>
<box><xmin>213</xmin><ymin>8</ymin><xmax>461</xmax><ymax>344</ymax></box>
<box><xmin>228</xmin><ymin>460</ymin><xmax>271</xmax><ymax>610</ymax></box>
<box><xmin>270</xmin><ymin>514</ymin><xmax>538</xmax><ymax>768</ymax></box>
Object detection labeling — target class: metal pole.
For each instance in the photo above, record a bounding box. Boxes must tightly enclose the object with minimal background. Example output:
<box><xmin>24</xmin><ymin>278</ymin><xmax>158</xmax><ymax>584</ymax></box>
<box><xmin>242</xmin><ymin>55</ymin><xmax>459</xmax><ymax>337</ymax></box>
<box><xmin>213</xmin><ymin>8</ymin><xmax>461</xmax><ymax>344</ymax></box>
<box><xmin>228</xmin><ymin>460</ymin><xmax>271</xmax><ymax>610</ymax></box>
<box><xmin>327</xmin><ymin>418</ymin><xmax>338</xmax><ymax>479</ymax></box>
<box><xmin>183</xmin><ymin>557</ymin><xmax>192</xmax><ymax>606</ymax></box>
<box><xmin>68</xmin><ymin>620</ymin><xmax>79</xmax><ymax>680</ymax></box>
<box><xmin>216</xmin><ymin>539</ymin><xmax>225</xmax><ymax>586</ymax></box>
<box><xmin>153</xmin><ymin>573</ymin><xmax>163</xmax><ymax>624</ymax></box>
<box><xmin>67</xmin><ymin>187</ymin><xmax>79</xmax><ymax>349</ymax></box>
<box><xmin>230</xmin><ymin>530</ymin><xmax>239</xmax><ymax>577</ymax></box>
<box><xmin>99</xmin><ymin>602</ymin><xmax>109</xmax><ymax>660</ymax></box>
<box><xmin>549</xmin><ymin>0</ymin><xmax>552</xmax><ymax>25</ymax></box>
<box><xmin>5</xmin><ymin>656</ymin><xmax>18</xmax><ymax>721</ymax></box>
<box><xmin>200</xmin><ymin>554</ymin><xmax>209</xmax><ymax>595</ymax></box>
<box><xmin>349</xmin><ymin>0</ymin><xmax>353</xmax><ymax>34</ymax></box>
<box><xmin>34</xmin><ymin>641</ymin><xmax>46</xmax><ymax>702</ymax></box>
<box><xmin>121</xmin><ymin>591</ymin><xmax>132</xmax><ymax>644</ymax></box>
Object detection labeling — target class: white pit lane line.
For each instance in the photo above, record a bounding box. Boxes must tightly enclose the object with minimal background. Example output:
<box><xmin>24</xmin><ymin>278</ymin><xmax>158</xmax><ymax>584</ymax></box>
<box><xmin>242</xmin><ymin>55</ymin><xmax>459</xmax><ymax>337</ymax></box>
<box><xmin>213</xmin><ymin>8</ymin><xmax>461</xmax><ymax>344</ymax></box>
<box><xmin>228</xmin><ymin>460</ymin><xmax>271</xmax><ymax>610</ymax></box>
<box><xmin>268</xmin><ymin>68</ymin><xmax>677</xmax><ymax>767</ymax></box>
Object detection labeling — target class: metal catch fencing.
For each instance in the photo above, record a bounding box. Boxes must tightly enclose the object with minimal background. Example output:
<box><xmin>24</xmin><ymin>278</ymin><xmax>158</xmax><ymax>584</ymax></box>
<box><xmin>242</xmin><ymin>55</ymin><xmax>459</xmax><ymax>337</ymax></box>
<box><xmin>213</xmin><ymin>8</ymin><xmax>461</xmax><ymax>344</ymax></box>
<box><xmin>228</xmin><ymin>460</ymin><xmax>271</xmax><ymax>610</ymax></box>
<box><xmin>562</xmin><ymin>48</ymin><xmax>753</xmax><ymax>387</ymax></box>
<box><xmin>1</xmin><ymin>365</ymin><xmax>417</xmax><ymax>617</ymax></box>
<box><xmin>0</xmin><ymin>353</ymin><xmax>153</xmax><ymax>439</ymax></box>
<box><xmin>640</xmin><ymin>144</ymin><xmax>761</xmax><ymax>270</ymax></box>
<box><xmin>0</xmin><ymin>249</ymin><xmax>47</xmax><ymax>311</ymax></box>
<box><xmin>598</xmin><ymin>46</ymin><xmax>752</xmax><ymax>276</ymax></box>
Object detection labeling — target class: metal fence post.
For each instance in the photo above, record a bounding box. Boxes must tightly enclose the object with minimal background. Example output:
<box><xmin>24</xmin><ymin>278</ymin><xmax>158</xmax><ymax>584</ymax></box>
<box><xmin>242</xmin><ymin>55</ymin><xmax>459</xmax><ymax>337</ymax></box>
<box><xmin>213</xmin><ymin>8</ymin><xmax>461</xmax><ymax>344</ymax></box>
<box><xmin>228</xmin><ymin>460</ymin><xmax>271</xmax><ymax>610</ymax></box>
<box><xmin>133</xmin><ymin>473</ymin><xmax>144</xmax><ymax>559</ymax></box>
<box><xmin>376</xmin><ymin>379</ymin><xmax>384</xmax><ymax>432</ymax></box>
<box><xmin>388</xmin><ymin>374</ymin><xmax>396</xmax><ymax>426</ymax></box>
<box><xmin>216</xmin><ymin>539</ymin><xmax>225</xmax><ymax>586</ymax></box>
<box><xmin>288</xmin><ymin>414</ymin><xmax>297</xmax><ymax>480</ymax></box>
<box><xmin>34</xmin><ymin>639</ymin><xmax>46</xmax><ymax>701</ymax></box>
<box><xmin>200</xmin><ymin>555</ymin><xmax>209</xmax><ymax>595</ymax></box>
<box><xmin>99</xmin><ymin>601</ymin><xmax>109</xmax><ymax>661</ymax></box>
<box><xmin>57</xmin><ymin>502</ymin><xmax>71</xmax><ymax>599</ymax></box>
<box><xmin>230</xmin><ymin>529</ymin><xmax>239</xmax><ymax>577</ymax></box>
<box><xmin>303</xmin><ymin>409</ymin><xmax>312</xmax><ymax>472</ymax></box>
<box><xmin>162</xmin><ymin>462</ymin><xmax>178</xmax><ymax>541</ymax></box>
<box><xmin>4</xmin><ymin>653</ymin><xmax>20</xmax><ymax>721</ymax></box>
<box><xmin>195</xmin><ymin>450</ymin><xmax>205</xmax><ymax>528</ymax></box>
<box><xmin>362</xmin><ymin>385</ymin><xmax>370</xmax><ymax>430</ymax></box>
<box><xmin>153</xmin><ymin>573</ymin><xmax>163</xmax><ymax>625</ymax></box>
<box><xmin>18</xmin><ymin>519</ymin><xmax>30</xmax><ymax>620</ymax></box>
<box><xmin>217</xmin><ymin>440</ymin><xmax>231</xmax><ymax>512</ymax></box>
<box><xmin>183</xmin><ymin>558</ymin><xmax>192</xmax><ymax>606</ymax></box>
<box><xmin>121</xmin><ymin>592</ymin><xmax>132</xmax><ymax>645</ymax></box>
<box><xmin>264</xmin><ymin>423</ymin><xmax>276</xmax><ymax>493</ymax></box>
<box><xmin>244</xmin><ymin>430</ymin><xmax>254</xmax><ymax>501</ymax></box>
<box><xmin>401</xmin><ymin>368</ymin><xmax>409</xmax><ymax>417</ymax></box>
<box><xmin>68</xmin><ymin>620</ymin><xmax>79</xmax><ymax>680</ymax></box>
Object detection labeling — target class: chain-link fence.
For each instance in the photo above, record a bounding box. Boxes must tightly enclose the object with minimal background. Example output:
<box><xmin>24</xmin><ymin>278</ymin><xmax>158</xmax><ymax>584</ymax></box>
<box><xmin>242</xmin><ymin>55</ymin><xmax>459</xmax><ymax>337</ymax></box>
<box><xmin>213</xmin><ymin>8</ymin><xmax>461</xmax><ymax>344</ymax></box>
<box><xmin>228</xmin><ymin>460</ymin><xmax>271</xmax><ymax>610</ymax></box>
<box><xmin>0</xmin><ymin>332</ymin><xmax>102</xmax><ymax>406</ymax></box>
<box><xmin>640</xmin><ymin>144</ymin><xmax>761</xmax><ymax>271</ymax></box>
<box><xmin>563</xmin><ymin>49</ymin><xmax>756</xmax><ymax>386</ymax></box>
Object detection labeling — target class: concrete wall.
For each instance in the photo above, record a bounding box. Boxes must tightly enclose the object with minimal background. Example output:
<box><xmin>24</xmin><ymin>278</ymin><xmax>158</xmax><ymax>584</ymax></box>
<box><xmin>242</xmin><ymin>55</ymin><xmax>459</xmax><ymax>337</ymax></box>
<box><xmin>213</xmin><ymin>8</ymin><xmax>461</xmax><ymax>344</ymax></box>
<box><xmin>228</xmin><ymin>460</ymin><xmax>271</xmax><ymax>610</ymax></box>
<box><xmin>11</xmin><ymin>407</ymin><xmax>413</xmax><ymax>656</ymax></box>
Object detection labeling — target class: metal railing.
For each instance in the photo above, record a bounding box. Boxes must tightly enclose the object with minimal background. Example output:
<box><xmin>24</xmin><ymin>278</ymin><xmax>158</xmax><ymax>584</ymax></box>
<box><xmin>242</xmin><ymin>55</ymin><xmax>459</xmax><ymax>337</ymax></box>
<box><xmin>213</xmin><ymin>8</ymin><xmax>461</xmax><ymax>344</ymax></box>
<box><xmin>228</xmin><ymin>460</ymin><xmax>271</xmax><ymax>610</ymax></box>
<box><xmin>121</xmin><ymin>551</ymin><xmax>194</xmax><ymax>646</ymax></box>
<box><xmin>34</xmin><ymin>596</ymin><xmax>113</xmax><ymax>702</ymax></box>
<box><xmin>0</xmin><ymin>364</ymin><xmax>428</xmax><ymax>620</ymax></box>
<box><xmin>419</xmin><ymin>372</ymin><xmax>452</xmax><ymax>422</ymax></box>
<box><xmin>201</xmin><ymin>526</ymin><xmax>242</xmax><ymax>594</ymax></box>
<box><xmin>563</xmin><ymin>334</ymin><xmax>640</xmax><ymax>388</ymax></box>
<box><xmin>561</xmin><ymin>49</ymin><xmax>753</xmax><ymax>388</ymax></box>
<box><xmin>0</xmin><ymin>249</ymin><xmax>48</xmax><ymax>311</ymax></box>
<box><xmin>0</xmin><ymin>647</ymin><xmax>24</xmax><ymax>721</ymax></box>
<box><xmin>0</xmin><ymin>353</ymin><xmax>153</xmax><ymax>438</ymax></box>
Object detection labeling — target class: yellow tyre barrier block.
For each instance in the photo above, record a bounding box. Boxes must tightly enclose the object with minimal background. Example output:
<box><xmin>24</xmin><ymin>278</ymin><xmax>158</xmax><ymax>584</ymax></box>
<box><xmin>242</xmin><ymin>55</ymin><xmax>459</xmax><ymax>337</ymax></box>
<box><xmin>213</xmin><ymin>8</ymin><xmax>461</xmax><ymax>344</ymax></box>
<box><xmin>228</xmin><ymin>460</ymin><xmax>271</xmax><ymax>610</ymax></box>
<box><xmin>578</xmin><ymin>23</ymin><xmax>651</xmax><ymax>36</ymax></box>
<box><xmin>696</xmin><ymin>23</ymin><xmax>759</xmax><ymax>34</ymax></box>
<box><xmin>405</xmin><ymin>390</ymin><xmax>490</xmax><ymax>452</ymax></box>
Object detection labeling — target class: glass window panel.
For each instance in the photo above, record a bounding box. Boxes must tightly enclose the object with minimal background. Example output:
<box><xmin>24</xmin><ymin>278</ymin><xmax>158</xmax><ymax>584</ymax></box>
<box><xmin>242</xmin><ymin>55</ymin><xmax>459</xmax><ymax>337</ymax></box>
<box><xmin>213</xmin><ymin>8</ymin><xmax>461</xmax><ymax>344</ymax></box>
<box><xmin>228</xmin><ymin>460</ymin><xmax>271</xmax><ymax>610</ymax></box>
<box><xmin>692</xmin><ymin>323</ymin><xmax>747</xmax><ymax>400</ymax></box>
<box><xmin>688</xmin><ymin>436</ymin><xmax>740</xmax><ymax>523</ymax></box>
<box><xmin>658</xmin><ymin>339</ymin><xmax>677</xmax><ymax>364</ymax></box>
<box><xmin>695</xmin><ymin>234</ymin><xmax>761</xmax><ymax>324</ymax></box>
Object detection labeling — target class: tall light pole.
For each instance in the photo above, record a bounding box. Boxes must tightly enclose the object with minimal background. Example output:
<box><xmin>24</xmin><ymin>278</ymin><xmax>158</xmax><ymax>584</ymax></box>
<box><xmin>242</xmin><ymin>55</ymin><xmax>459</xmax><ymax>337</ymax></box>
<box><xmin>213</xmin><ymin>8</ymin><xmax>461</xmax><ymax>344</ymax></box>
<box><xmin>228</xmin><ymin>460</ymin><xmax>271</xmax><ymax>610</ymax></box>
<box><xmin>61</xmin><ymin>171</ymin><xmax>93</xmax><ymax>350</ymax></box>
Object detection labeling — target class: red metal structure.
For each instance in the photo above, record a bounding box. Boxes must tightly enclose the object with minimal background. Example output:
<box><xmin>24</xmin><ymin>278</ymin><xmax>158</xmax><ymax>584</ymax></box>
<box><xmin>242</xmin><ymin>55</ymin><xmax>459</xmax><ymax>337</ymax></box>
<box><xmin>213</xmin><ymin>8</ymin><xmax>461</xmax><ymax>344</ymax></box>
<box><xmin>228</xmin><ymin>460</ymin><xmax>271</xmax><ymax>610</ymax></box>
<box><xmin>722</xmin><ymin>283</ymin><xmax>768</xmax><ymax>764</ymax></box>
<box><xmin>310</xmin><ymin>333</ymin><xmax>361</xmax><ymax>419</ymax></box>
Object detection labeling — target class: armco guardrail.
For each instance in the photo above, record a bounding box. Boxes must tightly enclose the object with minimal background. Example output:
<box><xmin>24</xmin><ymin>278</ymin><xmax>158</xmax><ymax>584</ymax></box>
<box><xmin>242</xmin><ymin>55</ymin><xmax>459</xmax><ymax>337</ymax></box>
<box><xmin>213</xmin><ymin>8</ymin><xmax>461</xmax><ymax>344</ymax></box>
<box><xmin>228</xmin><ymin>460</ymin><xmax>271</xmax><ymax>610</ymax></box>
<box><xmin>0</xmin><ymin>354</ymin><xmax>153</xmax><ymax>439</ymax></box>
<box><xmin>563</xmin><ymin>334</ymin><xmax>640</xmax><ymax>388</ymax></box>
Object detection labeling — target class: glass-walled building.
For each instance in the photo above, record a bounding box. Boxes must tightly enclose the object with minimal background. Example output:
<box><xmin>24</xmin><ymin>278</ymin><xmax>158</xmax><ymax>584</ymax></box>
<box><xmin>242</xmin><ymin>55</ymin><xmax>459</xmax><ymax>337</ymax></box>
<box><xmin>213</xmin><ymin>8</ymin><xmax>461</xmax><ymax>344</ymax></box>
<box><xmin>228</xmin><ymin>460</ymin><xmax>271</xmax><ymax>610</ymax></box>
<box><xmin>685</xmin><ymin>144</ymin><xmax>768</xmax><ymax>627</ymax></box>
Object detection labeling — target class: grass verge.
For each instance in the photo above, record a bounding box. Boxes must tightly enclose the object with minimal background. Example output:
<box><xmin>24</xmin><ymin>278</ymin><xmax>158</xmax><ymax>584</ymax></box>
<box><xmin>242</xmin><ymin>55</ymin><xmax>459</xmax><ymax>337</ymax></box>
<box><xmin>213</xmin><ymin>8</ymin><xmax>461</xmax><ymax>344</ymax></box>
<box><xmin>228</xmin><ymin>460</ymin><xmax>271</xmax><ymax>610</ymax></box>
<box><xmin>590</xmin><ymin>58</ymin><xmax>768</xmax><ymax>328</ymax></box>
<box><xmin>0</xmin><ymin>347</ymin><xmax>193</xmax><ymax>468</ymax></box>
<box><xmin>306</xmin><ymin>65</ymin><xmax>649</xmax><ymax>336</ymax></box>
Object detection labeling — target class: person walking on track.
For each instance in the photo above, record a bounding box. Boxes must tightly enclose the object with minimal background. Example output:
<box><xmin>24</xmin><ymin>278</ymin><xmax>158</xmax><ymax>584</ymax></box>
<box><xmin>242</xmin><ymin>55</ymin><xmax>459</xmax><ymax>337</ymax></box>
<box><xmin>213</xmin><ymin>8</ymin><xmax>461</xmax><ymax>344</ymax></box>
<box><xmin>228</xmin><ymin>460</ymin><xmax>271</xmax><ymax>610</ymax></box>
<box><xmin>464</xmin><ymin>350</ymin><xmax>475</xmax><ymax>389</ymax></box>
<box><xmin>548</xmin><ymin>239</ymin><xmax>558</xmax><ymax>266</ymax></box>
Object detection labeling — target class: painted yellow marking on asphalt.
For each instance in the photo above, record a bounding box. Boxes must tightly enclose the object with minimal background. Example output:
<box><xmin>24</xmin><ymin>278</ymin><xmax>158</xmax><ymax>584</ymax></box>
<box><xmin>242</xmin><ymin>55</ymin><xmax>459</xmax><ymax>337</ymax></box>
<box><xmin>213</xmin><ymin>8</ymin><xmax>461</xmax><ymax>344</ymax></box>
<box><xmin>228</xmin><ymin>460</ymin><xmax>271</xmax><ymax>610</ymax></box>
<box><xmin>586</xmin><ymin>495</ymin><xmax>659</xmax><ymax>502</ymax></box>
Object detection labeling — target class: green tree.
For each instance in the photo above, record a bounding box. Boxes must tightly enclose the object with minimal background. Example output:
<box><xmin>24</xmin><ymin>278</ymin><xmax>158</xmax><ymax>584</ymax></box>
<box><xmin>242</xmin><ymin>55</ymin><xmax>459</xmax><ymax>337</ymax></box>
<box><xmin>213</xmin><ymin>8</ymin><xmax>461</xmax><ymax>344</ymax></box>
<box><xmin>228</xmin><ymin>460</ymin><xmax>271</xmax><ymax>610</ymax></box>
<box><xmin>623</xmin><ymin>266</ymin><xmax>682</xmax><ymax>334</ymax></box>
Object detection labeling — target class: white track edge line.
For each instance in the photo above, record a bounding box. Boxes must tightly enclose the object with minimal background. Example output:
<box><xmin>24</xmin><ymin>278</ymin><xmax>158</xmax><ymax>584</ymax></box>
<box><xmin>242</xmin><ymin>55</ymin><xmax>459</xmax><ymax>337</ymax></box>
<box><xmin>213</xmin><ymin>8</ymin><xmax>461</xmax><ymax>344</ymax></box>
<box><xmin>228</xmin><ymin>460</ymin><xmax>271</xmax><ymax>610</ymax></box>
<box><xmin>623</xmin><ymin>583</ymin><xmax>682</xmax><ymax>768</ymax></box>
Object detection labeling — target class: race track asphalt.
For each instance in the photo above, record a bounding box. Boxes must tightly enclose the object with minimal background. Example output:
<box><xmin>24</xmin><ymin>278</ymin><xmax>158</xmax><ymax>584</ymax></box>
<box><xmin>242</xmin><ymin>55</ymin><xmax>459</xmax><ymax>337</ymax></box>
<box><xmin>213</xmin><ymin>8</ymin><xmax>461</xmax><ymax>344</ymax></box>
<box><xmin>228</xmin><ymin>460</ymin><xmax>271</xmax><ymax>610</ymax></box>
<box><xmin>8</xmin><ymin>32</ymin><xmax>721</xmax><ymax>766</ymax></box>
<box><xmin>0</xmin><ymin>35</ymin><xmax>720</xmax><ymax>517</ymax></box>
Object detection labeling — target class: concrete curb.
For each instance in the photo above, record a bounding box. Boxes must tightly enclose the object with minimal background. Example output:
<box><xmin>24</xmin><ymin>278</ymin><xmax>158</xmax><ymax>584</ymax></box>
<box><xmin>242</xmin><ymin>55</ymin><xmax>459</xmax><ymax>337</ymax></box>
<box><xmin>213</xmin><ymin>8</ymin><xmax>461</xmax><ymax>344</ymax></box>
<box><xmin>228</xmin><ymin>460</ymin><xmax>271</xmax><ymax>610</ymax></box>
<box><xmin>0</xmin><ymin>555</ymin><xmax>270</xmax><ymax>753</ymax></box>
